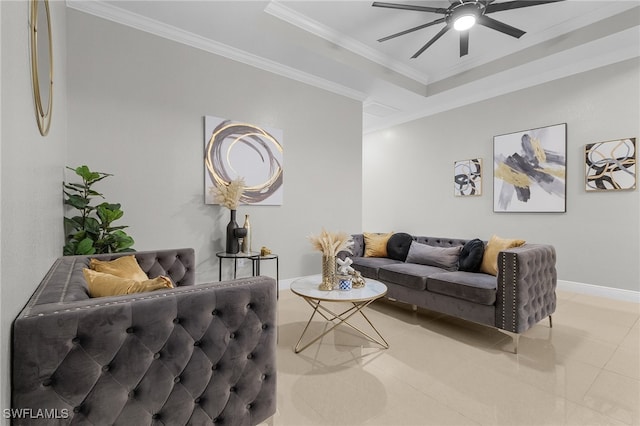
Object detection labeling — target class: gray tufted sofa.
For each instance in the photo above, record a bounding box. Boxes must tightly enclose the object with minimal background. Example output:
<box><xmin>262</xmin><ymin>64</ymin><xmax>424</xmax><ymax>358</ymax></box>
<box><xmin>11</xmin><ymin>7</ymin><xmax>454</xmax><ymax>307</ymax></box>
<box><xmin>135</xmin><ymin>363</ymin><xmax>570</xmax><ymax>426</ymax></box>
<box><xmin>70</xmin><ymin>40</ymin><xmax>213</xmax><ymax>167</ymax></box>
<box><xmin>12</xmin><ymin>248</ymin><xmax>277</xmax><ymax>426</ymax></box>
<box><xmin>344</xmin><ymin>234</ymin><xmax>556</xmax><ymax>352</ymax></box>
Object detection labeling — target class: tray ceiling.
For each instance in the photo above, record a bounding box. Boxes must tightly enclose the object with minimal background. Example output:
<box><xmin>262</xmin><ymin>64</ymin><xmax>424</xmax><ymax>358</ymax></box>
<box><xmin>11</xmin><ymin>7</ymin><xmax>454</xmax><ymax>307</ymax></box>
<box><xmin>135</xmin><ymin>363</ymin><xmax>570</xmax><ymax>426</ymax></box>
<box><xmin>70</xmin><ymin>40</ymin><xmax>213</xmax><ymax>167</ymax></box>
<box><xmin>69</xmin><ymin>1</ymin><xmax>640</xmax><ymax>132</ymax></box>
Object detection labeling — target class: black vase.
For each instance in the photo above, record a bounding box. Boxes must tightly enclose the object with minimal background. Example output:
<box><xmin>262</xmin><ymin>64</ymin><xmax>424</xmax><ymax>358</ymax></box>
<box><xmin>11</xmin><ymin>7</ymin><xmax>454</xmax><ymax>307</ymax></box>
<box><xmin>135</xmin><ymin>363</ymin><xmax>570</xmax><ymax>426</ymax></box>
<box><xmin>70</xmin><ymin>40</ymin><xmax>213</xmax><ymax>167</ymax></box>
<box><xmin>226</xmin><ymin>210</ymin><xmax>239</xmax><ymax>254</ymax></box>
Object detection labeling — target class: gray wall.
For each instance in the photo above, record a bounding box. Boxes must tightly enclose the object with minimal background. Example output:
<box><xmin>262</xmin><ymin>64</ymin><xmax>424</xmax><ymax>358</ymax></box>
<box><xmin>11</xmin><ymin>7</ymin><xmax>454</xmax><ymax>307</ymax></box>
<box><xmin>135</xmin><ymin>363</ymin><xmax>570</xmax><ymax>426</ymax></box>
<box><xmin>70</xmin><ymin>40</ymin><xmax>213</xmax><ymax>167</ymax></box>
<box><xmin>0</xmin><ymin>0</ymin><xmax>68</xmax><ymax>421</ymax></box>
<box><xmin>66</xmin><ymin>9</ymin><xmax>363</xmax><ymax>283</ymax></box>
<box><xmin>364</xmin><ymin>58</ymin><xmax>640</xmax><ymax>292</ymax></box>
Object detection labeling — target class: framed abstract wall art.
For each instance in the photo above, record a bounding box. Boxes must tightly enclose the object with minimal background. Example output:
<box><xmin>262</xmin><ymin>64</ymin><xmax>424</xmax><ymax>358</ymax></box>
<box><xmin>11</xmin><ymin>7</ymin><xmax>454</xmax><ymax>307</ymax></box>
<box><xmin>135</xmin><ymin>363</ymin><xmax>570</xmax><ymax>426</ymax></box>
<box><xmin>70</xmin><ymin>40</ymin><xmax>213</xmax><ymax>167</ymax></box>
<box><xmin>204</xmin><ymin>116</ymin><xmax>284</xmax><ymax>205</ymax></box>
<box><xmin>585</xmin><ymin>138</ymin><xmax>636</xmax><ymax>191</ymax></box>
<box><xmin>493</xmin><ymin>123</ymin><xmax>566</xmax><ymax>213</ymax></box>
<box><xmin>454</xmin><ymin>158</ymin><xmax>482</xmax><ymax>196</ymax></box>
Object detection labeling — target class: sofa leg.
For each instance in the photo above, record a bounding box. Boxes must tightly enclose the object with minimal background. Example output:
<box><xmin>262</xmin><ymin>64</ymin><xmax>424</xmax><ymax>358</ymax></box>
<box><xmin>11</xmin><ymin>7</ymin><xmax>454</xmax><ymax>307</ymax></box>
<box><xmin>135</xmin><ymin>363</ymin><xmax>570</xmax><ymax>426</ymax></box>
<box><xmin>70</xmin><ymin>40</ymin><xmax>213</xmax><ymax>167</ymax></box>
<box><xmin>411</xmin><ymin>304</ymin><xmax>417</xmax><ymax>312</ymax></box>
<box><xmin>549</xmin><ymin>315</ymin><xmax>553</xmax><ymax>328</ymax></box>
<box><xmin>500</xmin><ymin>330</ymin><xmax>520</xmax><ymax>354</ymax></box>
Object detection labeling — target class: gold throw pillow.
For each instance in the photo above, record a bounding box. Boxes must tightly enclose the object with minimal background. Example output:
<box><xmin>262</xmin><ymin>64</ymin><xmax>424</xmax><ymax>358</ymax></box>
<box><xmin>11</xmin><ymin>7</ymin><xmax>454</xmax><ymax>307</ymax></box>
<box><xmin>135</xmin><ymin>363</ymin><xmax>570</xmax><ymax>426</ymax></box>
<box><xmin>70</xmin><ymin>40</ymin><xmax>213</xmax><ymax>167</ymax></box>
<box><xmin>90</xmin><ymin>255</ymin><xmax>148</xmax><ymax>282</ymax></box>
<box><xmin>363</xmin><ymin>232</ymin><xmax>394</xmax><ymax>257</ymax></box>
<box><xmin>83</xmin><ymin>268</ymin><xmax>173</xmax><ymax>298</ymax></box>
<box><xmin>479</xmin><ymin>235</ymin><xmax>526</xmax><ymax>276</ymax></box>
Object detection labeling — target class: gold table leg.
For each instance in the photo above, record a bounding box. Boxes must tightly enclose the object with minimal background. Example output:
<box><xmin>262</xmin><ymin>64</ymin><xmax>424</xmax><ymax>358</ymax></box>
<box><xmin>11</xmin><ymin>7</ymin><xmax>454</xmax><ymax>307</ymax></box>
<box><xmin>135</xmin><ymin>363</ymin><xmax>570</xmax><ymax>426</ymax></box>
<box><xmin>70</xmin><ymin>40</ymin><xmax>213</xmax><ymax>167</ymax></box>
<box><xmin>294</xmin><ymin>296</ymin><xmax>389</xmax><ymax>354</ymax></box>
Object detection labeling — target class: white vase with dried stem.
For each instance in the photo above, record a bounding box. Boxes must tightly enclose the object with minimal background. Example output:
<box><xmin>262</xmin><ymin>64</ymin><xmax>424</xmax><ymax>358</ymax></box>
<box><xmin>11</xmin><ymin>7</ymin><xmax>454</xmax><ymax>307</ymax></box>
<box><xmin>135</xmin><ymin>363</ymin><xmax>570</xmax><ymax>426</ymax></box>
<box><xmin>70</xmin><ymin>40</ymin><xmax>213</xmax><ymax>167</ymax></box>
<box><xmin>308</xmin><ymin>229</ymin><xmax>353</xmax><ymax>291</ymax></box>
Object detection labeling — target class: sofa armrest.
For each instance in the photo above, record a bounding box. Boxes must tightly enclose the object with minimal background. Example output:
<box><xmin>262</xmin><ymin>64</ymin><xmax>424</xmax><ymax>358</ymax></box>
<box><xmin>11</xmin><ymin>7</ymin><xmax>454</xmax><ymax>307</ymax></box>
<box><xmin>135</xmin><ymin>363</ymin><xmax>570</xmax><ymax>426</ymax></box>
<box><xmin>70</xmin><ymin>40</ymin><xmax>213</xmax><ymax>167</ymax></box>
<box><xmin>495</xmin><ymin>244</ymin><xmax>557</xmax><ymax>334</ymax></box>
<box><xmin>12</xmin><ymin>276</ymin><xmax>277</xmax><ymax>426</ymax></box>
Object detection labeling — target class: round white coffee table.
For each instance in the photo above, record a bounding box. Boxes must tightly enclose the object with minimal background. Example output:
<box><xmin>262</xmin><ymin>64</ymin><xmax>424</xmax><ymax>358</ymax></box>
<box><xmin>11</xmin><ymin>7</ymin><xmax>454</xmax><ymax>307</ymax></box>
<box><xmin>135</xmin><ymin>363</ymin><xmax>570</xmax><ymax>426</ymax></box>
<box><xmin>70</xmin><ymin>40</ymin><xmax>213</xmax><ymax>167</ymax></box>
<box><xmin>290</xmin><ymin>274</ymin><xmax>389</xmax><ymax>353</ymax></box>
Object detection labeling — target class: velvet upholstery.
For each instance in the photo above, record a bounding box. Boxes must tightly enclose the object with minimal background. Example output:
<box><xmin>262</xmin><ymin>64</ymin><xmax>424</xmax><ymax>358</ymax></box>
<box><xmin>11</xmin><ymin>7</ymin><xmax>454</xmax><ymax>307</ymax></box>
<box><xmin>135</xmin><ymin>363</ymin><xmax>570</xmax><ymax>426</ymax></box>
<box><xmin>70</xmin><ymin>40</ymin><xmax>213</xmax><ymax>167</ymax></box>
<box><xmin>480</xmin><ymin>234</ymin><xmax>526</xmax><ymax>276</ymax></box>
<box><xmin>378</xmin><ymin>263</ymin><xmax>444</xmax><ymax>291</ymax></box>
<box><xmin>386</xmin><ymin>232</ymin><xmax>414</xmax><ymax>261</ymax></box>
<box><xmin>350</xmin><ymin>257</ymin><xmax>402</xmax><ymax>280</ymax></box>
<box><xmin>414</xmin><ymin>236</ymin><xmax>467</xmax><ymax>248</ymax></box>
<box><xmin>427</xmin><ymin>271</ymin><xmax>497</xmax><ymax>305</ymax></box>
<box><xmin>12</xmin><ymin>249</ymin><xmax>277</xmax><ymax>426</ymax></box>
<box><xmin>495</xmin><ymin>244</ymin><xmax>557</xmax><ymax>333</ymax></box>
<box><xmin>385</xmin><ymin>283</ymin><xmax>496</xmax><ymax>326</ymax></box>
<box><xmin>344</xmin><ymin>234</ymin><xmax>556</xmax><ymax>337</ymax></box>
<box><xmin>82</xmin><ymin>269</ymin><xmax>174</xmax><ymax>297</ymax></box>
<box><xmin>458</xmin><ymin>238</ymin><xmax>485</xmax><ymax>272</ymax></box>
<box><xmin>90</xmin><ymin>255</ymin><xmax>150</xmax><ymax>281</ymax></box>
<box><xmin>363</xmin><ymin>232</ymin><xmax>393</xmax><ymax>257</ymax></box>
<box><xmin>405</xmin><ymin>241</ymin><xmax>462</xmax><ymax>271</ymax></box>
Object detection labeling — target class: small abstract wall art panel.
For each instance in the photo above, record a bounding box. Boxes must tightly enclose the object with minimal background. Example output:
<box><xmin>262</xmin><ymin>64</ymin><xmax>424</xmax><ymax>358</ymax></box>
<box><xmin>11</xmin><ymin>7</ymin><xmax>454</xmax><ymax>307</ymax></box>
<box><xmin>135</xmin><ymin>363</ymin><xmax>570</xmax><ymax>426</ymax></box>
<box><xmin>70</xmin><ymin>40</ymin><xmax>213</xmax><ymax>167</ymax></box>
<box><xmin>204</xmin><ymin>116</ymin><xmax>284</xmax><ymax>205</ymax></box>
<box><xmin>454</xmin><ymin>158</ymin><xmax>482</xmax><ymax>196</ymax></box>
<box><xmin>493</xmin><ymin>123</ymin><xmax>566</xmax><ymax>213</ymax></box>
<box><xmin>585</xmin><ymin>138</ymin><xmax>636</xmax><ymax>191</ymax></box>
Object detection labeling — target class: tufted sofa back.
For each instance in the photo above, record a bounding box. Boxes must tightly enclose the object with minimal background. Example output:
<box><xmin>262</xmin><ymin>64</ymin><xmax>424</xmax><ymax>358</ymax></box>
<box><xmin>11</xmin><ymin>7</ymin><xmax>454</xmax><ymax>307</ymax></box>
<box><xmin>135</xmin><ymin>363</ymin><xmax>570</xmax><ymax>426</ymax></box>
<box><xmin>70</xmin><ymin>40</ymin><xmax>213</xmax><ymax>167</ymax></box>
<box><xmin>413</xmin><ymin>236</ymin><xmax>468</xmax><ymax>248</ymax></box>
<box><xmin>12</xmin><ymin>248</ymin><xmax>277</xmax><ymax>426</ymax></box>
<box><xmin>348</xmin><ymin>234</ymin><xmax>469</xmax><ymax>258</ymax></box>
<box><xmin>20</xmin><ymin>249</ymin><xmax>195</xmax><ymax>315</ymax></box>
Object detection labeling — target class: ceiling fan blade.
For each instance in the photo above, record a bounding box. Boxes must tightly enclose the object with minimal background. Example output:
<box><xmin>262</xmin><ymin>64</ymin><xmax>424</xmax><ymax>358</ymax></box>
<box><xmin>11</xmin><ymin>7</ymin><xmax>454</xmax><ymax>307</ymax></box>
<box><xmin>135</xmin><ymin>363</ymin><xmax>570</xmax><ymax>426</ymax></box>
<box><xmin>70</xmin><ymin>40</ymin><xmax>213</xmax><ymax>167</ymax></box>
<box><xmin>378</xmin><ymin>17</ymin><xmax>446</xmax><ymax>42</ymax></box>
<box><xmin>460</xmin><ymin>31</ymin><xmax>469</xmax><ymax>57</ymax></box>
<box><xmin>485</xmin><ymin>0</ymin><xmax>565</xmax><ymax>14</ymax></box>
<box><xmin>372</xmin><ymin>2</ymin><xmax>447</xmax><ymax>14</ymax></box>
<box><xmin>412</xmin><ymin>25</ymin><xmax>450</xmax><ymax>58</ymax></box>
<box><xmin>477</xmin><ymin>15</ymin><xmax>525</xmax><ymax>38</ymax></box>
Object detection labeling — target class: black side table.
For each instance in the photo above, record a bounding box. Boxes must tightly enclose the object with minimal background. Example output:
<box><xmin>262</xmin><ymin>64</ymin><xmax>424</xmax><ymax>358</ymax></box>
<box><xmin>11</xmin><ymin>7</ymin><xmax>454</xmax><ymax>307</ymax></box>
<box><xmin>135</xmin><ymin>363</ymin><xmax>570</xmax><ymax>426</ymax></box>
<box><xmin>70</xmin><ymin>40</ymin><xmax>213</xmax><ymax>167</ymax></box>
<box><xmin>250</xmin><ymin>254</ymin><xmax>279</xmax><ymax>298</ymax></box>
<box><xmin>216</xmin><ymin>251</ymin><xmax>259</xmax><ymax>281</ymax></box>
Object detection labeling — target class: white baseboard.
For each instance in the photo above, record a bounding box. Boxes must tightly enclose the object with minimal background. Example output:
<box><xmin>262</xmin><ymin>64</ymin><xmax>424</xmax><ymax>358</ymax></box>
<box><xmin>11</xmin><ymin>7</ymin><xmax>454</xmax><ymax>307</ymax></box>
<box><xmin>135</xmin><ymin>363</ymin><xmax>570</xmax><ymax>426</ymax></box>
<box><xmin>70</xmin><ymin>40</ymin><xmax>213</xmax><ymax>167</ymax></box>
<box><xmin>279</xmin><ymin>277</ymin><xmax>639</xmax><ymax>304</ymax></box>
<box><xmin>277</xmin><ymin>274</ymin><xmax>322</xmax><ymax>291</ymax></box>
<box><xmin>278</xmin><ymin>277</ymin><xmax>298</xmax><ymax>291</ymax></box>
<box><xmin>557</xmin><ymin>280</ymin><xmax>639</xmax><ymax>303</ymax></box>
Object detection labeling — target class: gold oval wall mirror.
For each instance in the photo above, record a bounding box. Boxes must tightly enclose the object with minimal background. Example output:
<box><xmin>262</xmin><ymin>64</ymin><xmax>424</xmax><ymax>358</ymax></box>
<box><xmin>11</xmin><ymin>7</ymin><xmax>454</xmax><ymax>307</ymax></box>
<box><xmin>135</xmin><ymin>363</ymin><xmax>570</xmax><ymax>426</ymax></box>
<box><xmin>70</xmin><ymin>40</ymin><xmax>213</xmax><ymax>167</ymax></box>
<box><xmin>30</xmin><ymin>0</ymin><xmax>53</xmax><ymax>136</ymax></box>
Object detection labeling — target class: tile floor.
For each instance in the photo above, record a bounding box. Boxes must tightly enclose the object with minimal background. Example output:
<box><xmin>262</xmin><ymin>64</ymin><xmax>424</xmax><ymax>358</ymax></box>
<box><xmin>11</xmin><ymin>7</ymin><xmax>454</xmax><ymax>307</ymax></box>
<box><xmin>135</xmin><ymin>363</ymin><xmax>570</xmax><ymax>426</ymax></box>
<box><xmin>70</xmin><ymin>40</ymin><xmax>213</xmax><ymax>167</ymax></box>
<box><xmin>270</xmin><ymin>289</ymin><xmax>640</xmax><ymax>425</ymax></box>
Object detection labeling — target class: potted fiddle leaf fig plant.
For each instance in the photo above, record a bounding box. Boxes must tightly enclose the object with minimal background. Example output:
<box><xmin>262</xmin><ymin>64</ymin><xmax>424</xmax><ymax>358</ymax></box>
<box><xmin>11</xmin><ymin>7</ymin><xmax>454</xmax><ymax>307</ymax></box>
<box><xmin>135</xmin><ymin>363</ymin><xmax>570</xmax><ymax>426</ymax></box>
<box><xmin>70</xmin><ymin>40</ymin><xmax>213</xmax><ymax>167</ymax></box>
<box><xmin>63</xmin><ymin>165</ymin><xmax>135</xmax><ymax>255</ymax></box>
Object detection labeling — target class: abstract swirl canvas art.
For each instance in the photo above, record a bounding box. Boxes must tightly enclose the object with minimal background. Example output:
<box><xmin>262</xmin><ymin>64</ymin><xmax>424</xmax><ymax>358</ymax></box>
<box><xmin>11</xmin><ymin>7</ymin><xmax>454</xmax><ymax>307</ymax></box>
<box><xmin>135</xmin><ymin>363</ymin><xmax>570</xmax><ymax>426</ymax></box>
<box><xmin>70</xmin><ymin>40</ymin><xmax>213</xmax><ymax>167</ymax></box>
<box><xmin>585</xmin><ymin>138</ymin><xmax>636</xmax><ymax>192</ymax></box>
<box><xmin>204</xmin><ymin>116</ymin><xmax>284</xmax><ymax>205</ymax></box>
<box><xmin>454</xmin><ymin>158</ymin><xmax>482</xmax><ymax>196</ymax></box>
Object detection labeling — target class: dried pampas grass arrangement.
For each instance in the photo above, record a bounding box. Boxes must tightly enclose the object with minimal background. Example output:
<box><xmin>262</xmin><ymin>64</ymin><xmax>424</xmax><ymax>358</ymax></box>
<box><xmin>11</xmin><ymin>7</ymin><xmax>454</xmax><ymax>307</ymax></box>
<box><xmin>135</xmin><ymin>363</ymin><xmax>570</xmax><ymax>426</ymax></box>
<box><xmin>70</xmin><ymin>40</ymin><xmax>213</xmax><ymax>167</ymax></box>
<box><xmin>308</xmin><ymin>228</ymin><xmax>353</xmax><ymax>257</ymax></box>
<box><xmin>211</xmin><ymin>177</ymin><xmax>245</xmax><ymax>210</ymax></box>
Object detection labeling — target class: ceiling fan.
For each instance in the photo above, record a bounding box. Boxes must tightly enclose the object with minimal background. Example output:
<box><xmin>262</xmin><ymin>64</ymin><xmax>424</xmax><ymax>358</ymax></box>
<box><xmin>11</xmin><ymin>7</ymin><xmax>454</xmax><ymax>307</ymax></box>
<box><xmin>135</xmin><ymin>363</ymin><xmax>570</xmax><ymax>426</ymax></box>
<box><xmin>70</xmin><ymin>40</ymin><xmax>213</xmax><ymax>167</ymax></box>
<box><xmin>372</xmin><ymin>0</ymin><xmax>566</xmax><ymax>58</ymax></box>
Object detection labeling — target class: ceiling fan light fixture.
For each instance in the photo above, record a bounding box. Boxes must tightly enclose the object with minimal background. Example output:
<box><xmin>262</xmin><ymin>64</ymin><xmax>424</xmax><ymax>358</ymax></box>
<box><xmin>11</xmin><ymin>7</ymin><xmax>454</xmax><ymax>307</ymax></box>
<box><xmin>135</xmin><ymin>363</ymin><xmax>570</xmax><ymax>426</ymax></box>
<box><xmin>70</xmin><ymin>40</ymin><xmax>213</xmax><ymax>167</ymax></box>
<box><xmin>448</xmin><ymin>2</ymin><xmax>481</xmax><ymax>31</ymax></box>
<box><xmin>453</xmin><ymin>14</ymin><xmax>476</xmax><ymax>31</ymax></box>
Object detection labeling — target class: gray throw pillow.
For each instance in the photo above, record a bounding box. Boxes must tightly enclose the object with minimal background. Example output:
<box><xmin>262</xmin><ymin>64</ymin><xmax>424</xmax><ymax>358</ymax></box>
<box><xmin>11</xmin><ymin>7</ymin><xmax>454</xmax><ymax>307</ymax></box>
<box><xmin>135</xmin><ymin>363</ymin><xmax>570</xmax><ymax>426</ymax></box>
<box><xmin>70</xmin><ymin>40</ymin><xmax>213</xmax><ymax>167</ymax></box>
<box><xmin>405</xmin><ymin>241</ymin><xmax>462</xmax><ymax>271</ymax></box>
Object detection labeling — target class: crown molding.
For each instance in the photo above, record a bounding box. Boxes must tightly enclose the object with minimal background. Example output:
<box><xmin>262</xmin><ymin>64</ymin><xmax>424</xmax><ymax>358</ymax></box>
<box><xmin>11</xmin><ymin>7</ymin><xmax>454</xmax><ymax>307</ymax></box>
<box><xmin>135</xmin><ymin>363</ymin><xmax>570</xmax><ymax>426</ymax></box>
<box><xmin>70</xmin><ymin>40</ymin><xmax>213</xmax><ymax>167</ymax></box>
<box><xmin>429</xmin><ymin>2</ymin><xmax>639</xmax><ymax>82</ymax></box>
<box><xmin>264</xmin><ymin>1</ymin><xmax>430</xmax><ymax>86</ymax></box>
<box><xmin>363</xmin><ymin>101</ymin><xmax>401</xmax><ymax>118</ymax></box>
<box><xmin>65</xmin><ymin>0</ymin><xmax>368</xmax><ymax>102</ymax></box>
<box><xmin>365</xmin><ymin>32</ymin><xmax>639</xmax><ymax>133</ymax></box>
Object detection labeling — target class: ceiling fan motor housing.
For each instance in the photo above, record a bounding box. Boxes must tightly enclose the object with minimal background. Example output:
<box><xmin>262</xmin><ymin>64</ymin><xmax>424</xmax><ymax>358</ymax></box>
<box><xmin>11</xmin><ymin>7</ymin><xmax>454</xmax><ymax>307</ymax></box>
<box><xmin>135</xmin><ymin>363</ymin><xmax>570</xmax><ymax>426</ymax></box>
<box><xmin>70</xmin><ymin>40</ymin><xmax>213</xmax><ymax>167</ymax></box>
<box><xmin>446</xmin><ymin>1</ymin><xmax>484</xmax><ymax>27</ymax></box>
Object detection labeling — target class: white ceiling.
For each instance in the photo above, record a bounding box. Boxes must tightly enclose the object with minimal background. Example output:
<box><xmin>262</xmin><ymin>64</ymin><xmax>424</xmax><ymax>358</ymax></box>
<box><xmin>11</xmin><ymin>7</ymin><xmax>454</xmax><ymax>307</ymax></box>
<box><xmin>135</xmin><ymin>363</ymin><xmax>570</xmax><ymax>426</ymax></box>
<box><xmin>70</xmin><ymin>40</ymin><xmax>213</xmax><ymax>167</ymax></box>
<box><xmin>67</xmin><ymin>1</ymin><xmax>640</xmax><ymax>133</ymax></box>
